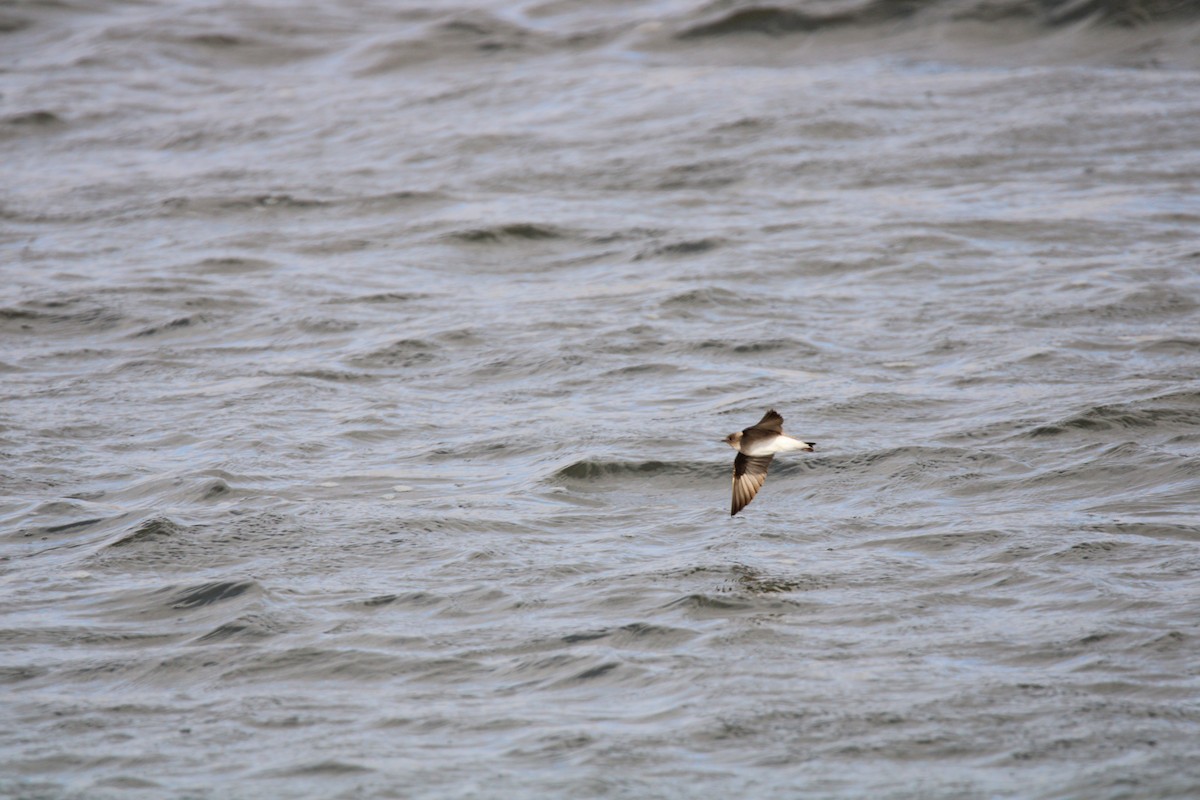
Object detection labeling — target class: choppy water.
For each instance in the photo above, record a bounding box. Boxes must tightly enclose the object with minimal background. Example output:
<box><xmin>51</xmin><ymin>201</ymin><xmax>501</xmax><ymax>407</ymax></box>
<box><xmin>4</xmin><ymin>1</ymin><xmax>1200</xmax><ymax>797</ymax></box>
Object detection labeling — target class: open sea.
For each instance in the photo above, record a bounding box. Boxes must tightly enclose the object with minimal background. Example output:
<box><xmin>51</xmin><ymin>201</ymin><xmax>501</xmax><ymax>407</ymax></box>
<box><xmin>3</xmin><ymin>1</ymin><xmax>1200</xmax><ymax>797</ymax></box>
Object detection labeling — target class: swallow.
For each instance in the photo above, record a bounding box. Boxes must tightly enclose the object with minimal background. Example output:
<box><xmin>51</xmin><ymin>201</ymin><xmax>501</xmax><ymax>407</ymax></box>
<box><xmin>724</xmin><ymin>409</ymin><xmax>814</xmax><ymax>516</ymax></box>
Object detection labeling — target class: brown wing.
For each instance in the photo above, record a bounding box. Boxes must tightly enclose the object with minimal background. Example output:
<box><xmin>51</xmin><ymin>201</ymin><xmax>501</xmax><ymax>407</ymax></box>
<box><xmin>749</xmin><ymin>409</ymin><xmax>783</xmax><ymax>434</ymax></box>
<box><xmin>732</xmin><ymin>453</ymin><xmax>774</xmax><ymax>516</ymax></box>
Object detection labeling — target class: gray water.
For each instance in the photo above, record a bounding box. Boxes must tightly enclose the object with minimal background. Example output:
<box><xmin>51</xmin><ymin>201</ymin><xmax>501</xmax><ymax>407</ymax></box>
<box><xmin>4</xmin><ymin>1</ymin><xmax>1200</xmax><ymax>797</ymax></box>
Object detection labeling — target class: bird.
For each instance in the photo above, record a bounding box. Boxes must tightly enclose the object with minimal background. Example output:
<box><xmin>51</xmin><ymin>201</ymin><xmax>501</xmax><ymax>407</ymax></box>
<box><xmin>723</xmin><ymin>409</ymin><xmax>814</xmax><ymax>516</ymax></box>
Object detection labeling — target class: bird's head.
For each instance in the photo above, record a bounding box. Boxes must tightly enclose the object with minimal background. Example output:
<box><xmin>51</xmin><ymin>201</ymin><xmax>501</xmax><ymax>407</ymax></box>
<box><xmin>723</xmin><ymin>431</ymin><xmax>741</xmax><ymax>449</ymax></box>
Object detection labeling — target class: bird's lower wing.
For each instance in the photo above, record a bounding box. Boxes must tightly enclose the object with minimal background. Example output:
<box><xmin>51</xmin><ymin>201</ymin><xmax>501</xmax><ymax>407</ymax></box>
<box><xmin>732</xmin><ymin>453</ymin><xmax>774</xmax><ymax>516</ymax></box>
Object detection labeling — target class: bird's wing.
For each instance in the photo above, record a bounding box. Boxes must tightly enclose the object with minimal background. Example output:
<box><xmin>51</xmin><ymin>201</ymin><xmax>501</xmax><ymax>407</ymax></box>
<box><xmin>732</xmin><ymin>453</ymin><xmax>774</xmax><ymax>516</ymax></box>
<box><xmin>751</xmin><ymin>409</ymin><xmax>784</xmax><ymax>434</ymax></box>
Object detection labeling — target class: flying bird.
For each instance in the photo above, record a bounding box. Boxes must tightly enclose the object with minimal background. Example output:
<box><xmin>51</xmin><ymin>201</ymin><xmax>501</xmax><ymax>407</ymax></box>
<box><xmin>723</xmin><ymin>409</ymin><xmax>814</xmax><ymax>516</ymax></box>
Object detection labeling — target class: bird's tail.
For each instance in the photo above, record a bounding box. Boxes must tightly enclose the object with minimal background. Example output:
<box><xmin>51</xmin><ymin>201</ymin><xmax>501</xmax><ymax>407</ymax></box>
<box><xmin>779</xmin><ymin>436</ymin><xmax>815</xmax><ymax>452</ymax></box>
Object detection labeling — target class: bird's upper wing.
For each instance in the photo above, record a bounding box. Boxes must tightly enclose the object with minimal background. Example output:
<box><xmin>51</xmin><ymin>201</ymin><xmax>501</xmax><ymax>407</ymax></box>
<box><xmin>732</xmin><ymin>453</ymin><xmax>774</xmax><ymax>516</ymax></box>
<box><xmin>751</xmin><ymin>409</ymin><xmax>784</xmax><ymax>434</ymax></box>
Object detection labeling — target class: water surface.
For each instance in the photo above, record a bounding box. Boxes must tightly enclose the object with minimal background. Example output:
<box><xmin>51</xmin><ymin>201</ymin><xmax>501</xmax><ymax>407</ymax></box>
<box><xmin>3</xmin><ymin>1</ymin><xmax>1200</xmax><ymax>797</ymax></box>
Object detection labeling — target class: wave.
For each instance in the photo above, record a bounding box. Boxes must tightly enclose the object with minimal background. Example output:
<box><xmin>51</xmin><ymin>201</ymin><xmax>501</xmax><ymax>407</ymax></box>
<box><xmin>346</xmin><ymin>338</ymin><xmax>441</xmax><ymax>369</ymax></box>
<box><xmin>550</xmin><ymin>458</ymin><xmax>712</xmax><ymax>483</ymax></box>
<box><xmin>353</xmin><ymin>13</ymin><xmax>560</xmax><ymax>74</ymax></box>
<box><xmin>1026</xmin><ymin>391</ymin><xmax>1200</xmax><ymax>437</ymax></box>
<box><xmin>678</xmin><ymin>4</ymin><xmax>887</xmax><ymax>39</ymax></box>
<box><xmin>0</xmin><ymin>299</ymin><xmax>124</xmax><ymax>337</ymax></box>
<box><xmin>168</xmin><ymin>580</ymin><xmax>259</xmax><ymax>610</ymax></box>
<box><xmin>677</xmin><ymin>0</ymin><xmax>1199</xmax><ymax>40</ymax></box>
<box><xmin>447</xmin><ymin>223</ymin><xmax>566</xmax><ymax>243</ymax></box>
<box><xmin>635</xmin><ymin>237</ymin><xmax>723</xmax><ymax>260</ymax></box>
<box><xmin>107</xmin><ymin>516</ymin><xmax>190</xmax><ymax>548</ymax></box>
<box><xmin>1</xmin><ymin>109</ymin><xmax>64</xmax><ymax>132</ymax></box>
<box><xmin>659</xmin><ymin>286</ymin><xmax>745</xmax><ymax>307</ymax></box>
